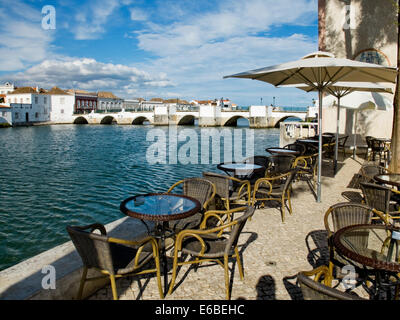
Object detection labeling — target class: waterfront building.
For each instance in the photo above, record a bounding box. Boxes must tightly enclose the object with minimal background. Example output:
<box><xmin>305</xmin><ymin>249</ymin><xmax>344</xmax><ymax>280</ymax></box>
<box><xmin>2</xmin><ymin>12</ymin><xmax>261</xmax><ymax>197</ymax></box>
<box><xmin>97</xmin><ymin>91</ymin><xmax>123</xmax><ymax>112</ymax></box>
<box><xmin>318</xmin><ymin>0</ymin><xmax>396</xmax><ymax>141</ymax></box>
<box><xmin>0</xmin><ymin>104</ymin><xmax>12</xmax><ymax>126</ymax></box>
<box><xmin>7</xmin><ymin>87</ymin><xmax>51</xmax><ymax>125</ymax></box>
<box><xmin>0</xmin><ymin>82</ymin><xmax>14</xmax><ymax>95</ymax></box>
<box><xmin>123</xmin><ymin>98</ymin><xmax>141</xmax><ymax>111</ymax></box>
<box><xmin>140</xmin><ymin>99</ymin><xmax>163</xmax><ymax>112</ymax></box>
<box><xmin>47</xmin><ymin>87</ymin><xmax>75</xmax><ymax>124</ymax></box>
<box><xmin>68</xmin><ymin>89</ymin><xmax>98</xmax><ymax>114</ymax></box>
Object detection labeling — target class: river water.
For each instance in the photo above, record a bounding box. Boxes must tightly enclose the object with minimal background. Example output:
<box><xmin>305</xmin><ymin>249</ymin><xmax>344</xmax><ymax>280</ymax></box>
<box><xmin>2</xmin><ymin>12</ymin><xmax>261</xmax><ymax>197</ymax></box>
<box><xmin>0</xmin><ymin>122</ymin><xmax>279</xmax><ymax>271</ymax></box>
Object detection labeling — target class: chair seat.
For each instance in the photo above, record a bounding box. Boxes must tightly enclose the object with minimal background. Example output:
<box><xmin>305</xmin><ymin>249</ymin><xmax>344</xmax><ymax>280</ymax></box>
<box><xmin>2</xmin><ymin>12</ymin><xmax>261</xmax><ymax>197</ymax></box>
<box><xmin>181</xmin><ymin>233</ymin><xmax>233</xmax><ymax>258</ymax></box>
<box><xmin>168</xmin><ymin>212</ymin><xmax>203</xmax><ymax>232</ymax></box>
<box><xmin>254</xmin><ymin>184</ymin><xmax>286</xmax><ymax>197</ymax></box>
<box><xmin>110</xmin><ymin>242</ymin><xmax>154</xmax><ymax>275</ymax></box>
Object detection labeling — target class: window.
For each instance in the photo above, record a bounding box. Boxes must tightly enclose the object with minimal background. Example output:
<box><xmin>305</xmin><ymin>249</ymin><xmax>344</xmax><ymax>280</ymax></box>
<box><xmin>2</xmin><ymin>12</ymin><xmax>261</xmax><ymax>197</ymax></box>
<box><xmin>60</xmin><ymin>97</ymin><xmax>65</xmax><ymax>104</ymax></box>
<box><xmin>44</xmin><ymin>97</ymin><xmax>47</xmax><ymax>104</ymax></box>
<box><xmin>35</xmin><ymin>96</ymin><xmax>38</xmax><ymax>104</ymax></box>
<box><xmin>35</xmin><ymin>112</ymin><xmax>39</xmax><ymax>118</ymax></box>
<box><xmin>60</xmin><ymin>109</ymin><xmax>64</xmax><ymax>114</ymax></box>
<box><xmin>15</xmin><ymin>112</ymin><xmax>19</xmax><ymax>119</ymax></box>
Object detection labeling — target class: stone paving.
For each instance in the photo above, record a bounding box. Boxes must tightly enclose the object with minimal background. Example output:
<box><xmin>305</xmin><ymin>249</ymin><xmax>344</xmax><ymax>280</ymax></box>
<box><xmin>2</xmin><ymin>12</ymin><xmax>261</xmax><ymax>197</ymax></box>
<box><xmin>89</xmin><ymin>156</ymin><xmax>367</xmax><ymax>300</ymax></box>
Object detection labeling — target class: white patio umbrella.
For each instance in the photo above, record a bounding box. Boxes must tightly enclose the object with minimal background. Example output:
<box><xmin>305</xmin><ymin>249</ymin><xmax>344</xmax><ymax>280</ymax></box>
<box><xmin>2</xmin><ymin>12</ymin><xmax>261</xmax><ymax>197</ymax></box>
<box><xmin>322</xmin><ymin>89</ymin><xmax>393</xmax><ymax>159</ymax></box>
<box><xmin>295</xmin><ymin>82</ymin><xmax>393</xmax><ymax>174</ymax></box>
<box><xmin>223</xmin><ymin>51</ymin><xmax>397</xmax><ymax>202</ymax></box>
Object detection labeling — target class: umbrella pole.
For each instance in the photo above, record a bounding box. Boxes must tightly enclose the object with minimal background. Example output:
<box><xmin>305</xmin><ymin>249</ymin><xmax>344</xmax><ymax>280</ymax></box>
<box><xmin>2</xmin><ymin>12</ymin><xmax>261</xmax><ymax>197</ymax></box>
<box><xmin>317</xmin><ymin>90</ymin><xmax>323</xmax><ymax>202</ymax></box>
<box><xmin>334</xmin><ymin>97</ymin><xmax>340</xmax><ymax>175</ymax></box>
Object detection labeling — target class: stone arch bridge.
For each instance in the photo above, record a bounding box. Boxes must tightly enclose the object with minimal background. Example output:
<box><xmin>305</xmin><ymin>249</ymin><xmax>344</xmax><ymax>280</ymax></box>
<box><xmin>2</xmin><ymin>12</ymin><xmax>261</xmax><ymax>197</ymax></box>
<box><xmin>72</xmin><ymin>105</ymin><xmax>308</xmax><ymax>128</ymax></box>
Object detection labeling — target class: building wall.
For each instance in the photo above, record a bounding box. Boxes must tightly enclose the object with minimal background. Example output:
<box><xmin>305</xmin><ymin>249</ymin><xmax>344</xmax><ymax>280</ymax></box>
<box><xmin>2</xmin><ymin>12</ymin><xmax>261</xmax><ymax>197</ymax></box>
<box><xmin>9</xmin><ymin>93</ymin><xmax>51</xmax><ymax>124</ymax></box>
<box><xmin>50</xmin><ymin>94</ymin><xmax>75</xmax><ymax>123</ymax></box>
<box><xmin>319</xmin><ymin>0</ymin><xmax>397</xmax><ymax>141</ymax></box>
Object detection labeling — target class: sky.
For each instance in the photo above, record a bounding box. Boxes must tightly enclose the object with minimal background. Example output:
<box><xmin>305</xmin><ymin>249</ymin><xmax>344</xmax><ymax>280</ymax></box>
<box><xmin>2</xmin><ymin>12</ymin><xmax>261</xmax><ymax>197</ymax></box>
<box><xmin>0</xmin><ymin>0</ymin><xmax>319</xmax><ymax>107</ymax></box>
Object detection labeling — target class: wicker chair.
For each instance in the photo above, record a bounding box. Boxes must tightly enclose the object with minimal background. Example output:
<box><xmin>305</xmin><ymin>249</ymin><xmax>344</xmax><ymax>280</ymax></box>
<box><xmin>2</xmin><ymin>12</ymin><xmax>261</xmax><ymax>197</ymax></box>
<box><xmin>359</xmin><ymin>163</ymin><xmax>390</xmax><ymax>184</ymax></box>
<box><xmin>167</xmin><ymin>206</ymin><xmax>255</xmax><ymax>299</ymax></box>
<box><xmin>202</xmin><ymin>171</ymin><xmax>251</xmax><ymax>211</ymax></box>
<box><xmin>323</xmin><ymin>202</ymin><xmax>382</xmax><ymax>282</ymax></box>
<box><xmin>66</xmin><ymin>223</ymin><xmax>163</xmax><ymax>300</ymax></box>
<box><xmin>292</xmin><ymin>152</ymin><xmax>318</xmax><ymax>195</ymax></box>
<box><xmin>265</xmin><ymin>154</ymin><xmax>296</xmax><ymax>177</ymax></box>
<box><xmin>360</xmin><ymin>182</ymin><xmax>400</xmax><ymax>225</ymax></box>
<box><xmin>297</xmin><ymin>266</ymin><xmax>366</xmax><ymax>300</ymax></box>
<box><xmin>251</xmin><ymin>168</ymin><xmax>298</xmax><ymax>223</ymax></box>
<box><xmin>241</xmin><ymin>155</ymin><xmax>269</xmax><ymax>184</ymax></box>
<box><xmin>166</xmin><ymin>177</ymin><xmax>216</xmax><ymax>231</ymax></box>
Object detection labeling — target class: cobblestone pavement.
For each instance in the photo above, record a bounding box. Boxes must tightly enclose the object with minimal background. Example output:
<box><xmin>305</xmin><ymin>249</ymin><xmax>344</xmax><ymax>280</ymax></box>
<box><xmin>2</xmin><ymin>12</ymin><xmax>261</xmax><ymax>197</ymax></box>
<box><xmin>89</xmin><ymin>157</ymin><xmax>368</xmax><ymax>300</ymax></box>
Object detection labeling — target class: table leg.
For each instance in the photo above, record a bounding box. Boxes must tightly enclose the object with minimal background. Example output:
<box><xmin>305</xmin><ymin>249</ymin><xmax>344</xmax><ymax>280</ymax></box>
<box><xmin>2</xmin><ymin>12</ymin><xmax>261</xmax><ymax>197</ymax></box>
<box><xmin>156</xmin><ymin>221</ymin><xmax>169</xmax><ymax>296</ymax></box>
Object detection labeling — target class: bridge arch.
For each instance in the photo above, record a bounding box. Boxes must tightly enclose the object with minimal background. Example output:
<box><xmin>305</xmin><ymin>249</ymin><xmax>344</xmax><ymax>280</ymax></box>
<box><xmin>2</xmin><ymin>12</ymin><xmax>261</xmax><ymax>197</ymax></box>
<box><xmin>100</xmin><ymin>116</ymin><xmax>117</xmax><ymax>124</ymax></box>
<box><xmin>73</xmin><ymin>116</ymin><xmax>89</xmax><ymax>124</ymax></box>
<box><xmin>132</xmin><ymin>116</ymin><xmax>151</xmax><ymax>125</ymax></box>
<box><xmin>223</xmin><ymin>116</ymin><xmax>249</xmax><ymax>127</ymax></box>
<box><xmin>274</xmin><ymin>116</ymin><xmax>303</xmax><ymax>128</ymax></box>
<box><xmin>177</xmin><ymin>115</ymin><xmax>195</xmax><ymax>125</ymax></box>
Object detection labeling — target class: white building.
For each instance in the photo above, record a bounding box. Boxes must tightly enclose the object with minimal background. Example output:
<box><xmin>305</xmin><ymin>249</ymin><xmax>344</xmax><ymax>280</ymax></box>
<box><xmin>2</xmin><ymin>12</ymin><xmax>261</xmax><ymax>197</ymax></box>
<box><xmin>7</xmin><ymin>87</ymin><xmax>51</xmax><ymax>125</ymax></box>
<box><xmin>0</xmin><ymin>82</ymin><xmax>14</xmax><ymax>95</ymax></box>
<box><xmin>47</xmin><ymin>87</ymin><xmax>75</xmax><ymax>123</ymax></box>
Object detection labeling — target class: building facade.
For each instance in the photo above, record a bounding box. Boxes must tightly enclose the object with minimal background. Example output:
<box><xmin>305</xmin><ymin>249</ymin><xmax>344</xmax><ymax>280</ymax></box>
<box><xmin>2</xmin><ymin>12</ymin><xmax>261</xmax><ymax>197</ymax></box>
<box><xmin>69</xmin><ymin>90</ymin><xmax>98</xmax><ymax>114</ymax></box>
<box><xmin>318</xmin><ymin>0</ymin><xmax>396</xmax><ymax>141</ymax></box>
<box><xmin>47</xmin><ymin>87</ymin><xmax>75</xmax><ymax>123</ymax></box>
<box><xmin>97</xmin><ymin>92</ymin><xmax>124</xmax><ymax>112</ymax></box>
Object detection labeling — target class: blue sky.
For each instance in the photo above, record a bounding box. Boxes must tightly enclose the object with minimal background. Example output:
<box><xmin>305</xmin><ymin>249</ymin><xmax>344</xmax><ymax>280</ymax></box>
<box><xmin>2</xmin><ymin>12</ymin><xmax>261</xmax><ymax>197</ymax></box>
<box><xmin>0</xmin><ymin>0</ymin><xmax>319</xmax><ymax>106</ymax></box>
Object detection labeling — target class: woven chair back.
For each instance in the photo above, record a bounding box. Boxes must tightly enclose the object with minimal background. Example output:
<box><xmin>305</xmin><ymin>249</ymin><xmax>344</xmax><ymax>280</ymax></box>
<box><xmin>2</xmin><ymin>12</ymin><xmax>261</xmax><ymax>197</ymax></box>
<box><xmin>325</xmin><ymin>202</ymin><xmax>373</xmax><ymax>235</ymax></box>
<box><xmin>67</xmin><ymin>226</ymin><xmax>114</xmax><ymax>273</ymax></box>
<box><xmin>224</xmin><ymin>206</ymin><xmax>255</xmax><ymax>255</ymax></box>
<box><xmin>202</xmin><ymin>172</ymin><xmax>231</xmax><ymax>199</ymax></box>
<box><xmin>360</xmin><ymin>182</ymin><xmax>391</xmax><ymax>214</ymax></box>
<box><xmin>183</xmin><ymin>178</ymin><xmax>214</xmax><ymax>207</ymax></box>
<box><xmin>297</xmin><ymin>272</ymin><xmax>364</xmax><ymax>300</ymax></box>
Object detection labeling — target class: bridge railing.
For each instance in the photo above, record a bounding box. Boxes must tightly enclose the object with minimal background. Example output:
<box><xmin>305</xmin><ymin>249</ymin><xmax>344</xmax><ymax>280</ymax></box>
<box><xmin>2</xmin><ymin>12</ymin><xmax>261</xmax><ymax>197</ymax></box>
<box><xmin>279</xmin><ymin>122</ymin><xmax>318</xmax><ymax>147</ymax></box>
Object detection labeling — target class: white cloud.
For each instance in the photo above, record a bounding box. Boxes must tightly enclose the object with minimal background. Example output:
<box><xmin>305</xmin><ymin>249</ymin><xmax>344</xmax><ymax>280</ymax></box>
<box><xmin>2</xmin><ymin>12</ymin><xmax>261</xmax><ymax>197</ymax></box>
<box><xmin>129</xmin><ymin>7</ymin><xmax>148</xmax><ymax>21</ymax></box>
<box><xmin>2</xmin><ymin>57</ymin><xmax>174</xmax><ymax>98</ymax></box>
<box><xmin>132</xmin><ymin>0</ymin><xmax>318</xmax><ymax>105</ymax></box>
<box><xmin>0</xmin><ymin>0</ymin><xmax>53</xmax><ymax>71</ymax></box>
<box><xmin>72</xmin><ymin>0</ymin><xmax>123</xmax><ymax>40</ymax></box>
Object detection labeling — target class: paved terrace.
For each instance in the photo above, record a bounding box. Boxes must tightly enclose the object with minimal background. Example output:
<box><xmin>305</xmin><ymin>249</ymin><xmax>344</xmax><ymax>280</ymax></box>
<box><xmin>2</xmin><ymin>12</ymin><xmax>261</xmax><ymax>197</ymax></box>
<box><xmin>89</xmin><ymin>156</ymin><xmax>368</xmax><ymax>300</ymax></box>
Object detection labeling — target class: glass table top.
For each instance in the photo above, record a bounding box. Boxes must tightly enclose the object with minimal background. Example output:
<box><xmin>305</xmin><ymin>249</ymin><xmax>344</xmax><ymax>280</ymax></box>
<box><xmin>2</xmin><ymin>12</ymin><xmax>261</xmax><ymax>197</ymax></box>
<box><xmin>121</xmin><ymin>193</ymin><xmax>200</xmax><ymax>221</ymax></box>
<box><xmin>219</xmin><ymin>163</ymin><xmax>263</xmax><ymax>170</ymax></box>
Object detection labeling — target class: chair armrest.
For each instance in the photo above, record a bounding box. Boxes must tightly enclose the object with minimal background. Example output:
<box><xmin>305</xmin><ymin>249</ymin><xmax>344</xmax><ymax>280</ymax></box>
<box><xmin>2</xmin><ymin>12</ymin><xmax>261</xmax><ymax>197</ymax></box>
<box><xmin>199</xmin><ymin>206</ymin><xmax>248</xmax><ymax>229</ymax></box>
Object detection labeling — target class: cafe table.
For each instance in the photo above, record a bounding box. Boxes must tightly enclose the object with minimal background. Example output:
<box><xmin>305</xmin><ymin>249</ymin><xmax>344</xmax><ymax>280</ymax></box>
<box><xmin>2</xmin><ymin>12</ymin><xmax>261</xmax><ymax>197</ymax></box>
<box><xmin>265</xmin><ymin>147</ymin><xmax>301</xmax><ymax>156</ymax></box>
<box><xmin>217</xmin><ymin>162</ymin><xmax>265</xmax><ymax>178</ymax></box>
<box><xmin>120</xmin><ymin>193</ymin><xmax>201</xmax><ymax>295</ymax></box>
<box><xmin>374</xmin><ymin>173</ymin><xmax>400</xmax><ymax>189</ymax></box>
<box><xmin>333</xmin><ymin>224</ymin><xmax>400</xmax><ymax>300</ymax></box>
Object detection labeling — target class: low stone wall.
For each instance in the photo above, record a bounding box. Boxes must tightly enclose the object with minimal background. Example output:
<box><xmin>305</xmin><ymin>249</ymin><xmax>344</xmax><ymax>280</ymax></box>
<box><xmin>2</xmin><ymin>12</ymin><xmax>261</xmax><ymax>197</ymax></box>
<box><xmin>0</xmin><ymin>217</ymin><xmax>153</xmax><ymax>300</ymax></box>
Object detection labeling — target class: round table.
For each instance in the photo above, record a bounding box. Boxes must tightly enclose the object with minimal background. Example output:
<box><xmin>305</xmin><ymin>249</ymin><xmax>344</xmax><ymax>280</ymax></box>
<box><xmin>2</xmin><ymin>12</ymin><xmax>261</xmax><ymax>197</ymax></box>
<box><xmin>333</xmin><ymin>224</ymin><xmax>400</xmax><ymax>300</ymax></box>
<box><xmin>374</xmin><ymin>173</ymin><xmax>400</xmax><ymax>189</ymax></box>
<box><xmin>217</xmin><ymin>162</ymin><xmax>265</xmax><ymax>177</ymax></box>
<box><xmin>120</xmin><ymin>193</ymin><xmax>201</xmax><ymax>294</ymax></box>
<box><xmin>266</xmin><ymin>147</ymin><xmax>300</xmax><ymax>156</ymax></box>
